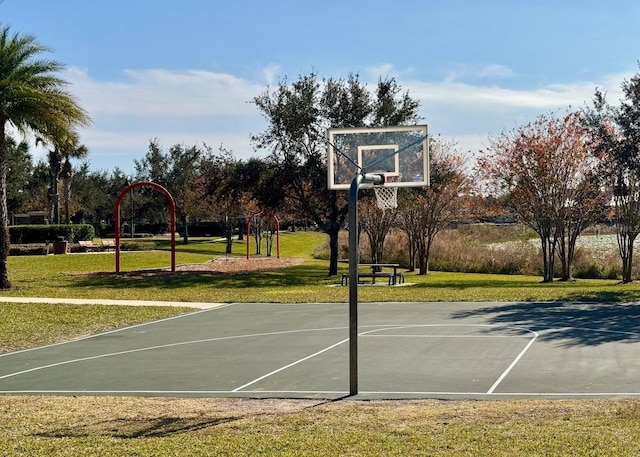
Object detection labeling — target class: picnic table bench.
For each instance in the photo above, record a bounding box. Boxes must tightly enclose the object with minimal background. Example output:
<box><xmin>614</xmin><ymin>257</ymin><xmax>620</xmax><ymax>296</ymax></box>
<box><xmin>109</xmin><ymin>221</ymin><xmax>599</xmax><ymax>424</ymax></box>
<box><xmin>341</xmin><ymin>263</ymin><xmax>404</xmax><ymax>286</ymax></box>
<box><xmin>101</xmin><ymin>239</ymin><xmax>117</xmax><ymax>250</ymax></box>
<box><xmin>78</xmin><ymin>240</ymin><xmax>100</xmax><ymax>252</ymax></box>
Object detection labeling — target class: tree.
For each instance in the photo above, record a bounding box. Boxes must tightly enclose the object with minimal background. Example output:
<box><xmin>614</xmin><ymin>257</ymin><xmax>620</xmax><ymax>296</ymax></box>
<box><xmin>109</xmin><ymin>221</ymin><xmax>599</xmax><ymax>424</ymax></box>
<box><xmin>135</xmin><ymin>139</ymin><xmax>210</xmax><ymax>243</ymax></box>
<box><xmin>252</xmin><ymin>72</ymin><xmax>420</xmax><ymax>276</ymax></box>
<box><xmin>480</xmin><ymin>111</ymin><xmax>604</xmax><ymax>282</ymax></box>
<box><xmin>59</xmin><ymin>142</ymin><xmax>88</xmax><ymax>224</ymax></box>
<box><xmin>358</xmin><ymin>196</ymin><xmax>396</xmax><ymax>263</ymax></box>
<box><xmin>5</xmin><ymin>137</ymin><xmax>32</xmax><ymax>217</ymax></box>
<box><xmin>399</xmin><ymin>138</ymin><xmax>470</xmax><ymax>275</ymax></box>
<box><xmin>0</xmin><ymin>24</ymin><xmax>90</xmax><ymax>288</ymax></box>
<box><xmin>582</xmin><ymin>69</ymin><xmax>640</xmax><ymax>283</ymax></box>
<box><xmin>202</xmin><ymin>145</ymin><xmax>255</xmax><ymax>254</ymax></box>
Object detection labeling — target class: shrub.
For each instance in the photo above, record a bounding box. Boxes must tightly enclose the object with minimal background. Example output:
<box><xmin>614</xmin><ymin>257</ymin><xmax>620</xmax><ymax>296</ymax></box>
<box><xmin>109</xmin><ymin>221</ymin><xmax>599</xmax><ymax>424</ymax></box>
<box><xmin>8</xmin><ymin>244</ymin><xmax>49</xmax><ymax>256</ymax></box>
<box><xmin>9</xmin><ymin>224</ymin><xmax>95</xmax><ymax>243</ymax></box>
<box><xmin>119</xmin><ymin>240</ymin><xmax>157</xmax><ymax>251</ymax></box>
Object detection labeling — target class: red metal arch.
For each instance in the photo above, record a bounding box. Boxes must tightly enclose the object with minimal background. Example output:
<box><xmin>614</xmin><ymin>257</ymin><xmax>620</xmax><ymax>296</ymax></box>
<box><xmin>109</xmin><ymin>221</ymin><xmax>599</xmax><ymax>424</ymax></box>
<box><xmin>114</xmin><ymin>181</ymin><xmax>176</xmax><ymax>273</ymax></box>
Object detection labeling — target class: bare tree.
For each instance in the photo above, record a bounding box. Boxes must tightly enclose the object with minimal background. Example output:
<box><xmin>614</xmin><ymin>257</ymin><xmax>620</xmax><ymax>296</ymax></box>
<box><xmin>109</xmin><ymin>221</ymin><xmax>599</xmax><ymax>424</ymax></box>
<box><xmin>358</xmin><ymin>196</ymin><xmax>396</xmax><ymax>263</ymax></box>
<box><xmin>400</xmin><ymin>138</ymin><xmax>470</xmax><ymax>275</ymax></box>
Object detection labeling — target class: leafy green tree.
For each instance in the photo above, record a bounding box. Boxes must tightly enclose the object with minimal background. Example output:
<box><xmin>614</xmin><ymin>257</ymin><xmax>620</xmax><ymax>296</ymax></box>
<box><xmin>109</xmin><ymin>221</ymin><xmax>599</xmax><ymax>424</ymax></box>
<box><xmin>200</xmin><ymin>146</ymin><xmax>253</xmax><ymax>253</ymax></box>
<box><xmin>59</xmin><ymin>143</ymin><xmax>88</xmax><ymax>224</ymax></box>
<box><xmin>583</xmin><ymin>69</ymin><xmax>640</xmax><ymax>283</ymax></box>
<box><xmin>252</xmin><ymin>72</ymin><xmax>420</xmax><ymax>275</ymax></box>
<box><xmin>6</xmin><ymin>137</ymin><xmax>32</xmax><ymax>217</ymax></box>
<box><xmin>67</xmin><ymin>164</ymin><xmax>118</xmax><ymax>229</ymax></box>
<box><xmin>0</xmin><ymin>24</ymin><xmax>90</xmax><ymax>288</ymax></box>
<box><xmin>135</xmin><ymin>139</ymin><xmax>210</xmax><ymax>243</ymax></box>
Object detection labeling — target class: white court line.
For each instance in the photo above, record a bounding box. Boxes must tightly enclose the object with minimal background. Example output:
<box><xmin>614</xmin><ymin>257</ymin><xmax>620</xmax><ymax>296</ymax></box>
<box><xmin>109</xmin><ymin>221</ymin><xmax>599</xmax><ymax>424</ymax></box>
<box><xmin>0</xmin><ymin>326</ymin><xmax>348</xmax><ymax>381</ymax></box>
<box><xmin>3</xmin><ymin>390</ymin><xmax>640</xmax><ymax>398</ymax></box>
<box><xmin>487</xmin><ymin>330</ymin><xmax>538</xmax><ymax>394</ymax></box>
<box><xmin>232</xmin><ymin>338</ymin><xmax>349</xmax><ymax>392</ymax></box>
<box><xmin>364</xmin><ymin>334</ymin><xmax>531</xmax><ymax>338</ymax></box>
<box><xmin>231</xmin><ymin>324</ymin><xmax>536</xmax><ymax>394</ymax></box>
<box><xmin>358</xmin><ymin>324</ymin><xmax>539</xmax><ymax>395</ymax></box>
<box><xmin>0</xmin><ymin>304</ymin><xmax>235</xmax><ymax>359</ymax></box>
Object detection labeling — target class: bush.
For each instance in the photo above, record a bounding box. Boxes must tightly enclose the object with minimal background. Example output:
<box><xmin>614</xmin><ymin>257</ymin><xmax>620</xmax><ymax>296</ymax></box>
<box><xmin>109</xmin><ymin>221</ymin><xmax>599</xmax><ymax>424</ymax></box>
<box><xmin>9</xmin><ymin>224</ymin><xmax>95</xmax><ymax>243</ymax></box>
<box><xmin>119</xmin><ymin>240</ymin><xmax>157</xmax><ymax>251</ymax></box>
<box><xmin>9</xmin><ymin>244</ymin><xmax>49</xmax><ymax>256</ymax></box>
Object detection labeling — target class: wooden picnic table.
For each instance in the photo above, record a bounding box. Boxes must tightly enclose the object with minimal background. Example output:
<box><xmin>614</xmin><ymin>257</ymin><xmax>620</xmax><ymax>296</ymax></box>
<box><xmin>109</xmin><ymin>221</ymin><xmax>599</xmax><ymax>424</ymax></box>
<box><xmin>341</xmin><ymin>263</ymin><xmax>404</xmax><ymax>286</ymax></box>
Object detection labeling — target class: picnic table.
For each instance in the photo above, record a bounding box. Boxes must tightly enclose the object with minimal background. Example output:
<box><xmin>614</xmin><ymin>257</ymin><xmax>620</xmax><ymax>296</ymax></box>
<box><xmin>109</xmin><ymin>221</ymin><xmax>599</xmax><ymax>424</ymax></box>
<box><xmin>341</xmin><ymin>263</ymin><xmax>404</xmax><ymax>286</ymax></box>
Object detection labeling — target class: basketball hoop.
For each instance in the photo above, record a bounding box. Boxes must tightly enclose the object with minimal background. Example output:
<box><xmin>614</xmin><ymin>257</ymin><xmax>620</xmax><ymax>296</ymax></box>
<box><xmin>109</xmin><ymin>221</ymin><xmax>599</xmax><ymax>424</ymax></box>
<box><xmin>373</xmin><ymin>173</ymin><xmax>400</xmax><ymax>210</ymax></box>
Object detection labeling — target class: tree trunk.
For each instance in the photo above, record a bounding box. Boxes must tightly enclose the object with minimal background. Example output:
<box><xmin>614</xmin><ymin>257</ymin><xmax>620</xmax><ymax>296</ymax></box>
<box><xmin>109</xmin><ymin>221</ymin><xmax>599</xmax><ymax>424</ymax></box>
<box><xmin>63</xmin><ymin>176</ymin><xmax>71</xmax><ymax>224</ymax></box>
<box><xmin>327</xmin><ymin>224</ymin><xmax>340</xmax><ymax>276</ymax></box>
<box><xmin>181</xmin><ymin>215</ymin><xmax>189</xmax><ymax>245</ymax></box>
<box><xmin>406</xmin><ymin>232</ymin><xmax>415</xmax><ymax>272</ymax></box>
<box><xmin>0</xmin><ymin>122</ymin><xmax>11</xmax><ymax>289</ymax></box>
<box><xmin>416</xmin><ymin>236</ymin><xmax>428</xmax><ymax>275</ymax></box>
<box><xmin>538</xmin><ymin>233</ymin><xmax>556</xmax><ymax>283</ymax></box>
<box><xmin>265</xmin><ymin>229</ymin><xmax>274</xmax><ymax>256</ymax></box>
<box><xmin>621</xmin><ymin>234</ymin><xmax>635</xmax><ymax>283</ymax></box>
<box><xmin>237</xmin><ymin>220</ymin><xmax>244</xmax><ymax>241</ymax></box>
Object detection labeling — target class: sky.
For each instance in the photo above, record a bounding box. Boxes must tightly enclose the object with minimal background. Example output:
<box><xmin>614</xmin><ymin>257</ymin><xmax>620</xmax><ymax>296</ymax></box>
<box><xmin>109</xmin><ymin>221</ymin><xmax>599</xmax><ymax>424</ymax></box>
<box><xmin>2</xmin><ymin>0</ymin><xmax>640</xmax><ymax>175</ymax></box>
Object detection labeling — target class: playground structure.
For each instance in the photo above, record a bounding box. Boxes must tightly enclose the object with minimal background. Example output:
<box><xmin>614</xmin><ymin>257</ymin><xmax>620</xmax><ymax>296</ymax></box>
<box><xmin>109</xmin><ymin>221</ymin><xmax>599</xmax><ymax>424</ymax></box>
<box><xmin>114</xmin><ymin>181</ymin><xmax>177</xmax><ymax>273</ymax></box>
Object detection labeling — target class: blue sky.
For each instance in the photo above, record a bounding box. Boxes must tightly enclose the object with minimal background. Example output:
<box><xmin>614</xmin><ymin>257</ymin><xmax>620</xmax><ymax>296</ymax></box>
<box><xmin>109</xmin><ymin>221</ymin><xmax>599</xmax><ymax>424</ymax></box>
<box><xmin>2</xmin><ymin>0</ymin><xmax>640</xmax><ymax>174</ymax></box>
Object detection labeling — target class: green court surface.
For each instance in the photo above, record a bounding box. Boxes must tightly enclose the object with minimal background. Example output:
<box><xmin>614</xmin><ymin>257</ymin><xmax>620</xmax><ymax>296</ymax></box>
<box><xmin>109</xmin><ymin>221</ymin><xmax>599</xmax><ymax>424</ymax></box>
<box><xmin>1</xmin><ymin>301</ymin><xmax>640</xmax><ymax>399</ymax></box>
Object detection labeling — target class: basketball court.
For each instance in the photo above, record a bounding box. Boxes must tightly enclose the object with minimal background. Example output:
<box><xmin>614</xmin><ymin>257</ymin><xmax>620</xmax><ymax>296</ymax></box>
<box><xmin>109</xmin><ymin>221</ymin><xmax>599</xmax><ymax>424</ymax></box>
<box><xmin>2</xmin><ymin>300</ymin><xmax>640</xmax><ymax>399</ymax></box>
<box><xmin>3</xmin><ymin>125</ymin><xmax>637</xmax><ymax>399</ymax></box>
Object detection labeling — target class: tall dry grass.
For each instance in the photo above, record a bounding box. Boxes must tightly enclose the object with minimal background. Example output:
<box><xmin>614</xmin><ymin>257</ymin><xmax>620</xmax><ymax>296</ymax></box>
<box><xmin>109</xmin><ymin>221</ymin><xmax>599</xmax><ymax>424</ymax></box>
<box><xmin>313</xmin><ymin>223</ymin><xmax>636</xmax><ymax>280</ymax></box>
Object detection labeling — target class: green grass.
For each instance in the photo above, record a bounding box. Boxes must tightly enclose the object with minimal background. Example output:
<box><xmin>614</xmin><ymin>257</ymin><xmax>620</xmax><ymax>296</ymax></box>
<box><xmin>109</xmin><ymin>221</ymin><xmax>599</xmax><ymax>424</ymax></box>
<box><xmin>0</xmin><ymin>303</ymin><xmax>191</xmax><ymax>353</ymax></box>
<box><xmin>2</xmin><ymin>397</ymin><xmax>640</xmax><ymax>456</ymax></box>
<box><xmin>4</xmin><ymin>230</ymin><xmax>640</xmax><ymax>455</ymax></box>
<box><xmin>5</xmin><ymin>230</ymin><xmax>640</xmax><ymax>303</ymax></box>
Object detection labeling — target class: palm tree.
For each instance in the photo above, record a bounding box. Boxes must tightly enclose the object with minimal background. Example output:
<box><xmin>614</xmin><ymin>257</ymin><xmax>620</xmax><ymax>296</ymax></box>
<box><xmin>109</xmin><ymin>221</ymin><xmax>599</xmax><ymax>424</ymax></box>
<box><xmin>0</xmin><ymin>24</ymin><xmax>90</xmax><ymax>289</ymax></box>
<box><xmin>60</xmin><ymin>143</ymin><xmax>89</xmax><ymax>224</ymax></box>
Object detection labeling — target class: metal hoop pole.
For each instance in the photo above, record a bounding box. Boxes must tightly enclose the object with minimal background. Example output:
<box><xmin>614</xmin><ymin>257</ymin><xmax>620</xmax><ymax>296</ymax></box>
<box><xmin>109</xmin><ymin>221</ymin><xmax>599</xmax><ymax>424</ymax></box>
<box><xmin>348</xmin><ymin>172</ymin><xmax>382</xmax><ymax>396</ymax></box>
<box><xmin>348</xmin><ymin>174</ymin><xmax>362</xmax><ymax>396</ymax></box>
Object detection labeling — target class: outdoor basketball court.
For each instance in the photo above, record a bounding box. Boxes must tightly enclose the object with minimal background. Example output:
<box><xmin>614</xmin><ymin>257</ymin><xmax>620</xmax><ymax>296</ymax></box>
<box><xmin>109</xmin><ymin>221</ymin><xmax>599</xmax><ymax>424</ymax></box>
<box><xmin>2</xmin><ymin>300</ymin><xmax>640</xmax><ymax>399</ymax></box>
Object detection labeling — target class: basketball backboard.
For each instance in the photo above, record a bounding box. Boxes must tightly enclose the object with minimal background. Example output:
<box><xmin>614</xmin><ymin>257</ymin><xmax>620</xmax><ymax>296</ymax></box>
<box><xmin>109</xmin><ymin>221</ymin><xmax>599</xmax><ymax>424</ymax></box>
<box><xmin>327</xmin><ymin>125</ymin><xmax>429</xmax><ymax>190</ymax></box>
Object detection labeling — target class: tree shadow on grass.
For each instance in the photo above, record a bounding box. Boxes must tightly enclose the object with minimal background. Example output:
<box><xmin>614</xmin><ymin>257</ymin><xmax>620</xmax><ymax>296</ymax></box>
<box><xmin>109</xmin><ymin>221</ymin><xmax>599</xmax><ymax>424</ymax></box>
<box><xmin>36</xmin><ymin>415</ymin><xmax>245</xmax><ymax>438</ymax></box>
<box><xmin>451</xmin><ymin>300</ymin><xmax>640</xmax><ymax>347</ymax></box>
<box><xmin>72</xmin><ymin>263</ymin><xmax>329</xmax><ymax>291</ymax></box>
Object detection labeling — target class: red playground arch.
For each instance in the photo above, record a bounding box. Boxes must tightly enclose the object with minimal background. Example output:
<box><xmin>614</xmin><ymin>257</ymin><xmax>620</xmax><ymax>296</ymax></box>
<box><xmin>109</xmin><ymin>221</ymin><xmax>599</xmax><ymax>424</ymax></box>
<box><xmin>114</xmin><ymin>181</ymin><xmax>176</xmax><ymax>273</ymax></box>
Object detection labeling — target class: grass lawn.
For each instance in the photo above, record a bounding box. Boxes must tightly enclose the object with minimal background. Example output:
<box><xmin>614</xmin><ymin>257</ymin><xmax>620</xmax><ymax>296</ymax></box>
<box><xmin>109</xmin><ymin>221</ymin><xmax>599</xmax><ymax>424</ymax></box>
<box><xmin>2</xmin><ymin>396</ymin><xmax>640</xmax><ymax>456</ymax></box>
<box><xmin>3</xmin><ymin>230</ymin><xmax>640</xmax><ymax>455</ymax></box>
<box><xmin>4</xmin><ymin>231</ymin><xmax>640</xmax><ymax>303</ymax></box>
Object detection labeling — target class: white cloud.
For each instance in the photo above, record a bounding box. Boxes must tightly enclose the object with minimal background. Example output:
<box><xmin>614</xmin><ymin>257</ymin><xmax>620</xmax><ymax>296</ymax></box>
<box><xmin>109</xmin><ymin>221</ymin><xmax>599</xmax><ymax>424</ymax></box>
<box><xmin>61</xmin><ymin>67</ymin><xmax>271</xmax><ymax>171</ymax></box>
<box><xmin>478</xmin><ymin>64</ymin><xmax>514</xmax><ymax>79</ymax></box>
<box><xmin>262</xmin><ymin>63</ymin><xmax>282</xmax><ymax>86</ymax></box>
<box><xmin>402</xmin><ymin>71</ymin><xmax>630</xmax><ymax>148</ymax></box>
<box><xmin>54</xmin><ymin>65</ymin><xmax>635</xmax><ymax>173</ymax></box>
<box><xmin>66</xmin><ymin>67</ymin><xmax>265</xmax><ymax>117</ymax></box>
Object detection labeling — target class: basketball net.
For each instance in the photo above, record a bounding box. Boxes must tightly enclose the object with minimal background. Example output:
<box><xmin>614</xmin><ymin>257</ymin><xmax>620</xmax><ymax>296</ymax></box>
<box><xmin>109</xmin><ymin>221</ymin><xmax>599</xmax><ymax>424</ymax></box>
<box><xmin>373</xmin><ymin>173</ymin><xmax>400</xmax><ymax>211</ymax></box>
